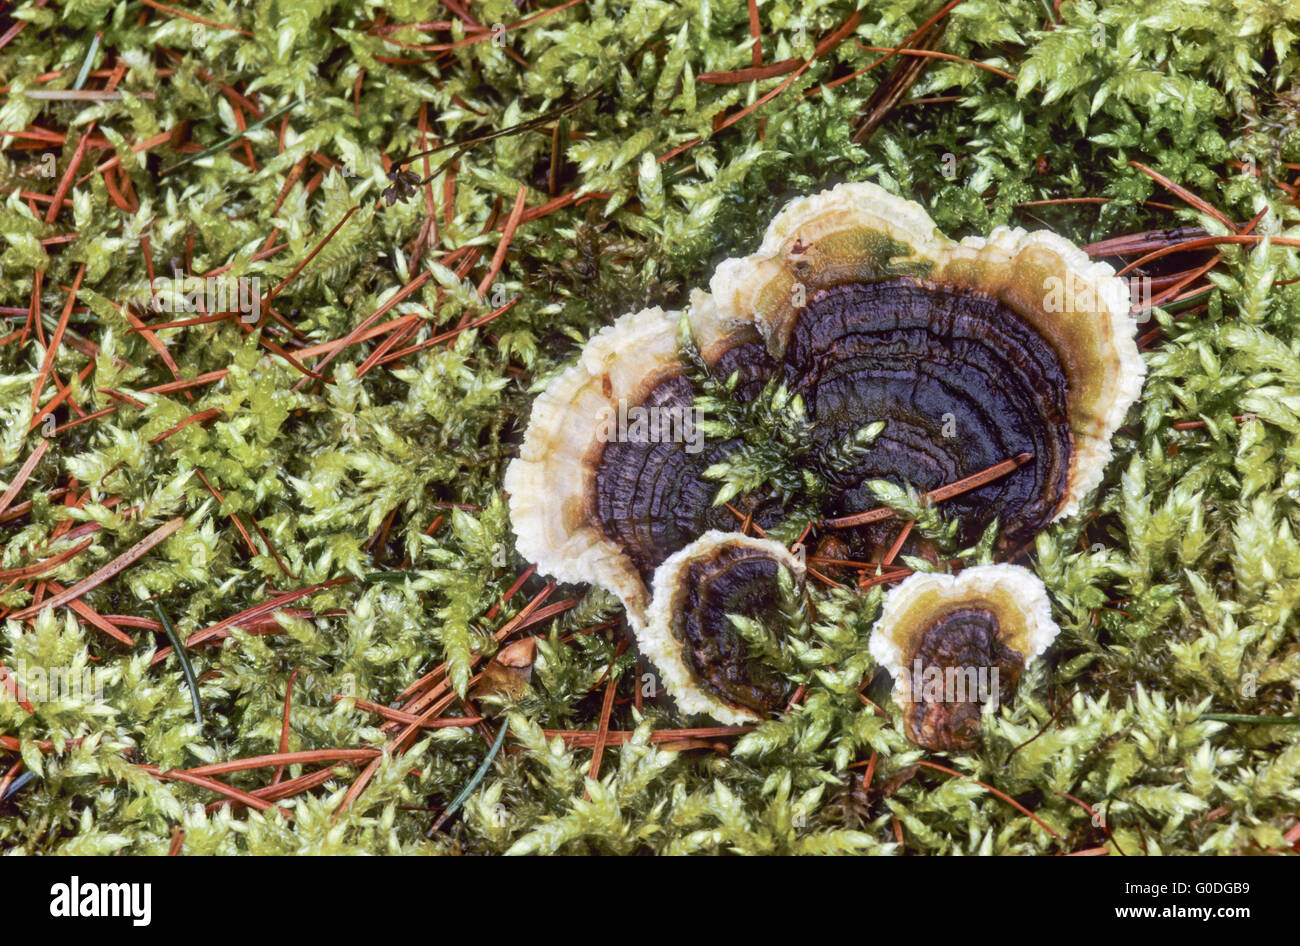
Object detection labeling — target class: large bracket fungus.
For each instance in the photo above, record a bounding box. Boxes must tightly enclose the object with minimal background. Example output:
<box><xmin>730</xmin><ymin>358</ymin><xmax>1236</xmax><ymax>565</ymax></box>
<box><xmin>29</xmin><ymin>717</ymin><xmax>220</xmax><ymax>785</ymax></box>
<box><xmin>705</xmin><ymin>182</ymin><xmax>1144</xmax><ymax>534</ymax></box>
<box><xmin>506</xmin><ymin>182</ymin><xmax>1143</xmax><ymax>725</ymax></box>
<box><xmin>868</xmin><ymin>564</ymin><xmax>1060</xmax><ymax>751</ymax></box>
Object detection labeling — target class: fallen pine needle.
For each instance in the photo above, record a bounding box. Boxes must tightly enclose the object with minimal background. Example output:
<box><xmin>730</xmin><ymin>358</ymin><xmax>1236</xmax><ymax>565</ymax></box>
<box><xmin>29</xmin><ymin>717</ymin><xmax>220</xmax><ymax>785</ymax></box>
<box><xmin>915</xmin><ymin>759</ymin><xmax>1062</xmax><ymax>840</ymax></box>
<box><xmin>152</xmin><ymin>601</ymin><xmax>204</xmax><ymax>728</ymax></box>
<box><xmin>11</xmin><ymin>517</ymin><xmax>185</xmax><ymax>621</ymax></box>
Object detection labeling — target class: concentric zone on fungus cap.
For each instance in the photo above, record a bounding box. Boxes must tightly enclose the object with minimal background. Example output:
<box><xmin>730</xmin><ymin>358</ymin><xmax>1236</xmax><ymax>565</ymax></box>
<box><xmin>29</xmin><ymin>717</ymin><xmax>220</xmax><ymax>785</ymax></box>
<box><xmin>868</xmin><ymin>563</ymin><xmax>1061</xmax><ymax>751</ymax></box>
<box><xmin>506</xmin><ymin>182</ymin><xmax>1143</xmax><ymax>719</ymax></box>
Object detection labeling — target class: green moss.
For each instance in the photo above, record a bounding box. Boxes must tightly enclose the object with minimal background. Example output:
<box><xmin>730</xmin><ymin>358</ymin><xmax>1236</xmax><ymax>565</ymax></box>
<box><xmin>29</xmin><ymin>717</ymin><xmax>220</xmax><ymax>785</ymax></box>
<box><xmin>1</xmin><ymin>0</ymin><xmax>1299</xmax><ymax>855</ymax></box>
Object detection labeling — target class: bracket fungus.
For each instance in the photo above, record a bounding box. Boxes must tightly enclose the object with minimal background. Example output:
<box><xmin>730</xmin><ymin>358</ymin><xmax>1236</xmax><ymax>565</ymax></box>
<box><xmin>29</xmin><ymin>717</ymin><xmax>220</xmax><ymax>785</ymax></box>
<box><xmin>705</xmin><ymin>181</ymin><xmax>1145</xmax><ymax>539</ymax></box>
<box><xmin>503</xmin><ymin>305</ymin><xmax>751</xmax><ymax>629</ymax></box>
<box><xmin>868</xmin><ymin>564</ymin><xmax>1060</xmax><ymax>751</ymax></box>
<box><xmin>642</xmin><ymin>531</ymin><xmax>806</xmax><ymax>726</ymax></box>
<box><xmin>506</xmin><ymin>182</ymin><xmax>1142</xmax><ymax>724</ymax></box>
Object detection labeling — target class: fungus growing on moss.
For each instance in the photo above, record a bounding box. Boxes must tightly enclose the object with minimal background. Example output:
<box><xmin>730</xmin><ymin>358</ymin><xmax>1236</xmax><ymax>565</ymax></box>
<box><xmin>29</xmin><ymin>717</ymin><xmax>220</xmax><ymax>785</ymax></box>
<box><xmin>504</xmin><ymin>306</ymin><xmax>690</xmax><ymax>628</ymax></box>
<box><xmin>707</xmin><ymin>182</ymin><xmax>1145</xmax><ymax>529</ymax></box>
<box><xmin>506</xmin><ymin>183</ymin><xmax>1141</xmax><ymax>717</ymax></box>
<box><xmin>640</xmin><ymin>531</ymin><xmax>806</xmax><ymax>725</ymax></box>
<box><xmin>505</xmin><ymin>306</ymin><xmax>777</xmax><ymax>629</ymax></box>
<box><xmin>868</xmin><ymin>564</ymin><xmax>1060</xmax><ymax>751</ymax></box>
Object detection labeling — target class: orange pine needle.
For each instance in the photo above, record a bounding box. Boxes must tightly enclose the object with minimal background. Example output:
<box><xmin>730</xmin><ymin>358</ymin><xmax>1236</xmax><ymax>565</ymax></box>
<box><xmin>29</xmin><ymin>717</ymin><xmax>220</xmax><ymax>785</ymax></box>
<box><xmin>271</xmin><ymin>668</ymin><xmax>301</xmax><ymax>786</ymax></box>
<box><xmin>917</xmin><ymin>759</ymin><xmax>1062</xmax><ymax>839</ymax></box>
<box><xmin>30</xmin><ymin>263</ymin><xmax>85</xmax><ymax>412</ymax></box>
<box><xmin>824</xmin><ymin>452</ymin><xmax>1032</xmax><ymax>529</ymax></box>
<box><xmin>0</xmin><ymin>439</ymin><xmax>50</xmax><ymax>519</ymax></box>
<box><xmin>476</xmin><ymin>184</ymin><xmax>528</xmax><ymax>297</ymax></box>
<box><xmin>0</xmin><ymin>537</ymin><xmax>93</xmax><ymax>581</ymax></box>
<box><xmin>11</xmin><ymin>517</ymin><xmax>185</xmax><ymax>622</ymax></box>
<box><xmin>586</xmin><ymin>669</ymin><xmax>619</xmax><ymax>792</ymax></box>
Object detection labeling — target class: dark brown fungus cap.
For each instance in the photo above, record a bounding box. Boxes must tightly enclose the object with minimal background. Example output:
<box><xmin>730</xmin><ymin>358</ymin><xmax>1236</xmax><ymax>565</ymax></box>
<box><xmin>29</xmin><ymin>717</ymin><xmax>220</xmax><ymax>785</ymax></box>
<box><xmin>705</xmin><ymin>182</ymin><xmax>1144</xmax><ymax>545</ymax></box>
<box><xmin>505</xmin><ymin>306</ymin><xmax>775</xmax><ymax>629</ymax></box>
<box><xmin>869</xmin><ymin>564</ymin><xmax>1060</xmax><ymax>750</ymax></box>
<box><xmin>642</xmin><ymin>531</ymin><xmax>805</xmax><ymax>724</ymax></box>
<box><xmin>504</xmin><ymin>306</ymin><xmax>691</xmax><ymax>627</ymax></box>
<box><xmin>781</xmin><ymin>277</ymin><xmax>1072</xmax><ymax>548</ymax></box>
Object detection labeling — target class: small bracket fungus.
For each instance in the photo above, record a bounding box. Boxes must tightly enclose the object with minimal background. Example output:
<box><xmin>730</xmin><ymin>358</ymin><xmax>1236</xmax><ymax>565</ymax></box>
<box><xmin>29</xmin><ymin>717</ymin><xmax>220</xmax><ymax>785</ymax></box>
<box><xmin>506</xmin><ymin>183</ymin><xmax>1141</xmax><ymax>723</ymax></box>
<box><xmin>642</xmin><ymin>531</ymin><xmax>806</xmax><ymax>725</ymax></box>
<box><xmin>868</xmin><ymin>564</ymin><xmax>1060</xmax><ymax>751</ymax></box>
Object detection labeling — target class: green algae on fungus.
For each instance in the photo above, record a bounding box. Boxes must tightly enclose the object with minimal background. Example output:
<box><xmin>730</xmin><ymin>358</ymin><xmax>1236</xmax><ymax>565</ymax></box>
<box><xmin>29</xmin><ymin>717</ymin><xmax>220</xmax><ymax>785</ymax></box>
<box><xmin>507</xmin><ymin>183</ymin><xmax>1143</xmax><ymax>722</ymax></box>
